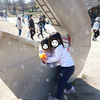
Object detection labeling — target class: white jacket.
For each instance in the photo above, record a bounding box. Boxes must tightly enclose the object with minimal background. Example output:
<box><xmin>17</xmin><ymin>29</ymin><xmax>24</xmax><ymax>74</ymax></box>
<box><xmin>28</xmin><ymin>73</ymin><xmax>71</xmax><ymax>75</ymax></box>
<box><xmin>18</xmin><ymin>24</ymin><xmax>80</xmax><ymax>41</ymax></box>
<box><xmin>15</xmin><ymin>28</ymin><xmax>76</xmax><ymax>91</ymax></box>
<box><xmin>17</xmin><ymin>19</ymin><xmax>23</xmax><ymax>29</ymax></box>
<box><xmin>47</xmin><ymin>44</ymin><xmax>75</xmax><ymax>67</ymax></box>
<box><xmin>92</xmin><ymin>22</ymin><xmax>100</xmax><ymax>30</ymax></box>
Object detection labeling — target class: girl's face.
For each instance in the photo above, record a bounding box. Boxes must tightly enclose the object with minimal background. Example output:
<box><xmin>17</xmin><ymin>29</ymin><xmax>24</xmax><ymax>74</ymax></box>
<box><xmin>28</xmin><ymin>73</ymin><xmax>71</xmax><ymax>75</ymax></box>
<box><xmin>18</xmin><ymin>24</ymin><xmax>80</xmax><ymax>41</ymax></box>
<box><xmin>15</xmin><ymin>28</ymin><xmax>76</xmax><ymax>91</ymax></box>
<box><xmin>42</xmin><ymin>43</ymin><xmax>49</xmax><ymax>52</ymax></box>
<box><xmin>51</xmin><ymin>39</ymin><xmax>59</xmax><ymax>48</ymax></box>
<box><xmin>43</xmin><ymin>44</ymin><xmax>48</xmax><ymax>50</ymax></box>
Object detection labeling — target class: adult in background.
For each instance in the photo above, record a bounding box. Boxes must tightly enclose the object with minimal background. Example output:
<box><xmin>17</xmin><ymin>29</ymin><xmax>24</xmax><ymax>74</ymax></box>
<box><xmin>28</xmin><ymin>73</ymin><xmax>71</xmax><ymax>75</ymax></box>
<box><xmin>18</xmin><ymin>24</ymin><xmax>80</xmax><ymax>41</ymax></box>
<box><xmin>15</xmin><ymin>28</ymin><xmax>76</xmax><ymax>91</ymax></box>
<box><xmin>29</xmin><ymin>14</ymin><xmax>35</xmax><ymax>40</ymax></box>
<box><xmin>27</xmin><ymin>14</ymin><xmax>30</xmax><ymax>22</ymax></box>
<box><xmin>92</xmin><ymin>17</ymin><xmax>100</xmax><ymax>41</ymax></box>
<box><xmin>4</xmin><ymin>12</ymin><xmax>7</xmax><ymax>21</ymax></box>
<box><xmin>0</xmin><ymin>11</ymin><xmax>1</xmax><ymax>20</ymax></box>
<box><xmin>1</xmin><ymin>12</ymin><xmax>4</xmax><ymax>21</ymax></box>
<box><xmin>22</xmin><ymin>14</ymin><xmax>25</xmax><ymax>24</ymax></box>
<box><xmin>16</xmin><ymin>15</ymin><xmax>23</xmax><ymax>36</ymax></box>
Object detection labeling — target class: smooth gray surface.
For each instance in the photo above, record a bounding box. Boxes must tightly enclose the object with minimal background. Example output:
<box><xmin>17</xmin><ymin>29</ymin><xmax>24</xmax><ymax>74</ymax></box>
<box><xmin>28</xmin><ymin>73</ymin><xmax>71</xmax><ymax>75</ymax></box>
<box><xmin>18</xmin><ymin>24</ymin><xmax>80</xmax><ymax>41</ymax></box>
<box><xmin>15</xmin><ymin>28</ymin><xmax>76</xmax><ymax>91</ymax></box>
<box><xmin>0</xmin><ymin>31</ymin><xmax>58</xmax><ymax>100</ymax></box>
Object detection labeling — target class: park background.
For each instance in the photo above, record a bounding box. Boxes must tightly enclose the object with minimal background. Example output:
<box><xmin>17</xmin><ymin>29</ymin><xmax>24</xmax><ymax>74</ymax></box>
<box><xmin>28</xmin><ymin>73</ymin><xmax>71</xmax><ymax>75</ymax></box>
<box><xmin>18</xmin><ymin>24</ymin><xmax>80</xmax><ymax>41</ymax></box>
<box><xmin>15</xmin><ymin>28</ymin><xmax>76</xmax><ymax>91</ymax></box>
<box><xmin>0</xmin><ymin>0</ymin><xmax>100</xmax><ymax>100</ymax></box>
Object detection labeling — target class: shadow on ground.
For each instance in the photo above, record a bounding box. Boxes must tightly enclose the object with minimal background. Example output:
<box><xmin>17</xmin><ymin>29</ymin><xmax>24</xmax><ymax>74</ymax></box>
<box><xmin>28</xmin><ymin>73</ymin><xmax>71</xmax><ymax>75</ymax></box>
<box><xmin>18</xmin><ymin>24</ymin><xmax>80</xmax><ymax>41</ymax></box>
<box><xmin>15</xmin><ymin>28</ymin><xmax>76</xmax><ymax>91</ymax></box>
<box><xmin>24</xmin><ymin>78</ymin><xmax>100</xmax><ymax>100</ymax></box>
<box><xmin>65</xmin><ymin>78</ymin><xmax>100</xmax><ymax>100</ymax></box>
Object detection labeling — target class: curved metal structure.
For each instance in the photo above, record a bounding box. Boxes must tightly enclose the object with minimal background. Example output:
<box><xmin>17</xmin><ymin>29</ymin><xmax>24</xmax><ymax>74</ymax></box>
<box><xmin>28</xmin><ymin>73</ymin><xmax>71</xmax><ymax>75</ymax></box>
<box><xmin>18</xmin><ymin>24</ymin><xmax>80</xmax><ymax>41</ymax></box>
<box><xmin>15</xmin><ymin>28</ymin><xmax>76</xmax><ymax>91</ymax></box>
<box><xmin>0</xmin><ymin>0</ymin><xmax>91</xmax><ymax>100</ymax></box>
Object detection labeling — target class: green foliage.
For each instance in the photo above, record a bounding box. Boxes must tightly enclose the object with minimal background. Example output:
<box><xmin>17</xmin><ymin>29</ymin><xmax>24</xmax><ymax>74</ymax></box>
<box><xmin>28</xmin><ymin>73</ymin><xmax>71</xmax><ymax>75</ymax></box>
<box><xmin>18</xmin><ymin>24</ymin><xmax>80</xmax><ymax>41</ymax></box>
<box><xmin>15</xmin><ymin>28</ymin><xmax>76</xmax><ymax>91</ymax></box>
<box><xmin>82</xmin><ymin>74</ymin><xmax>87</xmax><ymax>80</ymax></box>
<box><xmin>70</xmin><ymin>80</ymin><xmax>76</xmax><ymax>85</ymax></box>
<box><xmin>29</xmin><ymin>9</ymin><xmax>34</xmax><ymax>12</ymax></box>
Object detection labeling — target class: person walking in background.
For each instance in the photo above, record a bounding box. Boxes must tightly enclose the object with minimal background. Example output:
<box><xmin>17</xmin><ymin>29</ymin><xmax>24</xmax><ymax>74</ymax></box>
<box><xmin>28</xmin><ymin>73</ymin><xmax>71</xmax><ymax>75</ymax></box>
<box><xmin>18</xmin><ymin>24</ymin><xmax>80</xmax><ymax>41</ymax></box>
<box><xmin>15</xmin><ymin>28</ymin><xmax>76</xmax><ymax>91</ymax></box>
<box><xmin>16</xmin><ymin>15</ymin><xmax>23</xmax><ymax>36</ymax></box>
<box><xmin>27</xmin><ymin>14</ymin><xmax>30</xmax><ymax>22</ymax></box>
<box><xmin>0</xmin><ymin>11</ymin><xmax>1</xmax><ymax>21</ymax></box>
<box><xmin>36</xmin><ymin>23</ymin><xmax>39</xmax><ymax>33</ymax></box>
<box><xmin>37</xmin><ymin>17</ymin><xmax>44</xmax><ymax>39</ymax></box>
<box><xmin>42</xmin><ymin>16</ymin><xmax>47</xmax><ymax>32</ymax></box>
<box><xmin>4</xmin><ymin>12</ymin><xmax>7</xmax><ymax>21</ymax></box>
<box><xmin>29</xmin><ymin>14</ymin><xmax>35</xmax><ymax>40</ymax></box>
<box><xmin>92</xmin><ymin>17</ymin><xmax>100</xmax><ymax>41</ymax></box>
<box><xmin>22</xmin><ymin>14</ymin><xmax>25</xmax><ymax>24</ymax></box>
<box><xmin>1</xmin><ymin>12</ymin><xmax>4</xmax><ymax>21</ymax></box>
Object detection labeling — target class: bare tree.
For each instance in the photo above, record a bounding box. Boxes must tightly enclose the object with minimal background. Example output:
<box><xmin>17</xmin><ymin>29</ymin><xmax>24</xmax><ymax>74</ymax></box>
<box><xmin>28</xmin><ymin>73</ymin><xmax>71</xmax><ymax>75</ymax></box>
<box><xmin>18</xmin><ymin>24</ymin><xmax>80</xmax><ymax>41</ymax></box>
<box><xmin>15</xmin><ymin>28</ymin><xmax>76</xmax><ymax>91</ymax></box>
<box><xmin>3</xmin><ymin>0</ymin><xmax>11</xmax><ymax>12</ymax></box>
<box><xmin>18</xmin><ymin>0</ymin><xmax>26</xmax><ymax>14</ymax></box>
<box><xmin>29</xmin><ymin>0</ymin><xmax>36</xmax><ymax>11</ymax></box>
<box><xmin>0</xmin><ymin>0</ymin><xmax>5</xmax><ymax>11</ymax></box>
<box><xmin>12</xmin><ymin>0</ymin><xmax>17</xmax><ymax>15</ymax></box>
<box><xmin>82</xmin><ymin>0</ymin><xmax>100</xmax><ymax>10</ymax></box>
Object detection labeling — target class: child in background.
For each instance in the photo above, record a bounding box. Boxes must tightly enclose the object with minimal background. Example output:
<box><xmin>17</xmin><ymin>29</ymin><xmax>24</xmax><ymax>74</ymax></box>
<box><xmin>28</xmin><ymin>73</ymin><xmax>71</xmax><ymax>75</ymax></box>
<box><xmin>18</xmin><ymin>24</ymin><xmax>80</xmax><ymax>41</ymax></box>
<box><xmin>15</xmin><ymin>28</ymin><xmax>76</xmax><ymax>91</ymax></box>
<box><xmin>36</xmin><ymin>23</ymin><xmax>39</xmax><ymax>33</ymax></box>
<box><xmin>41</xmin><ymin>16</ymin><xmax>47</xmax><ymax>32</ymax></box>
<box><xmin>37</xmin><ymin>17</ymin><xmax>44</xmax><ymax>39</ymax></box>
<box><xmin>92</xmin><ymin>17</ymin><xmax>100</xmax><ymax>41</ymax></box>
<box><xmin>45</xmin><ymin>32</ymin><xmax>76</xmax><ymax>100</ymax></box>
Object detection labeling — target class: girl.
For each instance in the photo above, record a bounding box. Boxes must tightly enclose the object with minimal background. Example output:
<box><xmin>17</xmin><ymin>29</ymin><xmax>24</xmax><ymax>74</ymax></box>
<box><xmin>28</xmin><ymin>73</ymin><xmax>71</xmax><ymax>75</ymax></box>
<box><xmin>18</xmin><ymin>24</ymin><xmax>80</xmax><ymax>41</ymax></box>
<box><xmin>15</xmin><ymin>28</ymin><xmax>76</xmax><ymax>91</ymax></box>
<box><xmin>92</xmin><ymin>17</ymin><xmax>100</xmax><ymax>41</ymax></box>
<box><xmin>45</xmin><ymin>32</ymin><xmax>75</xmax><ymax>100</ymax></box>
<box><xmin>16</xmin><ymin>15</ymin><xmax>23</xmax><ymax>36</ymax></box>
<box><xmin>40</xmin><ymin>37</ymin><xmax>51</xmax><ymax>61</ymax></box>
<box><xmin>39</xmin><ymin>37</ymin><xmax>58</xmax><ymax>67</ymax></box>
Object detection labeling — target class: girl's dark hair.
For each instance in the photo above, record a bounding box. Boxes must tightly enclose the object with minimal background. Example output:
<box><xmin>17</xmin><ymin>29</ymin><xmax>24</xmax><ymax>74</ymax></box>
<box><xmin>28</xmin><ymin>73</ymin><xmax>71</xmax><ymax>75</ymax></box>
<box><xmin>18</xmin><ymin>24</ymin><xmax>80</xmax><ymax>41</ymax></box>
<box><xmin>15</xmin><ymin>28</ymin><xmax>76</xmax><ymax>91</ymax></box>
<box><xmin>41</xmin><ymin>37</ymin><xmax>49</xmax><ymax>50</ymax></box>
<box><xmin>49</xmin><ymin>32</ymin><xmax>64</xmax><ymax>49</ymax></box>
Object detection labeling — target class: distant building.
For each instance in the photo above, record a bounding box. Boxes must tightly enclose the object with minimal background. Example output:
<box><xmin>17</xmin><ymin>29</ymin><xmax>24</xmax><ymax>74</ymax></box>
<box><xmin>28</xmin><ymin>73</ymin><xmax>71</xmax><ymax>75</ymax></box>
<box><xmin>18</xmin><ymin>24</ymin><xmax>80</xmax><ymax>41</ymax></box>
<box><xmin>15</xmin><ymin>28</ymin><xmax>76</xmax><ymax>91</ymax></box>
<box><xmin>82</xmin><ymin>0</ymin><xmax>100</xmax><ymax>26</ymax></box>
<box><xmin>88</xmin><ymin>6</ymin><xmax>100</xmax><ymax>26</ymax></box>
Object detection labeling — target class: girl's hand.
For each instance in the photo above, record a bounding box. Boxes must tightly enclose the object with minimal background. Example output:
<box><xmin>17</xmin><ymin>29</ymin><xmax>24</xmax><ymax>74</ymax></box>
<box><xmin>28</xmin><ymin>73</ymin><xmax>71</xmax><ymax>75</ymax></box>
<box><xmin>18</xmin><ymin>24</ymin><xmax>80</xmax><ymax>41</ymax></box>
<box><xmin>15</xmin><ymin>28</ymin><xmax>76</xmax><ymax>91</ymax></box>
<box><xmin>41</xmin><ymin>58</ymin><xmax>47</xmax><ymax>64</ymax></box>
<box><xmin>45</xmin><ymin>56</ymin><xmax>48</xmax><ymax>60</ymax></box>
<box><xmin>41</xmin><ymin>58</ymin><xmax>45</xmax><ymax>64</ymax></box>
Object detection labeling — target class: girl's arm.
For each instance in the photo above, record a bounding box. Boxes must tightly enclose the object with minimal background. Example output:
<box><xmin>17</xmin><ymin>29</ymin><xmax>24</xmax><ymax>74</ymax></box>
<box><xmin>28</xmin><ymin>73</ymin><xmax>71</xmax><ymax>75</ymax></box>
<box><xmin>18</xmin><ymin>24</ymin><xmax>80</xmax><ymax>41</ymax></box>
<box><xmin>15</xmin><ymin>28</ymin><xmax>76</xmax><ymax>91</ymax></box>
<box><xmin>47</xmin><ymin>46</ymin><xmax>62</xmax><ymax>63</ymax></box>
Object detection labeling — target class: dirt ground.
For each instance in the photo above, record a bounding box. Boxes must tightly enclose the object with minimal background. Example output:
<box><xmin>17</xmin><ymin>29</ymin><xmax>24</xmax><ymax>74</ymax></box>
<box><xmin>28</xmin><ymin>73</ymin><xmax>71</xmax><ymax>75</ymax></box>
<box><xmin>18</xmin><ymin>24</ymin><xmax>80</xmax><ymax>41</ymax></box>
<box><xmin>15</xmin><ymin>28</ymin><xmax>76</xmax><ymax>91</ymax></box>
<box><xmin>68</xmin><ymin>40</ymin><xmax>100</xmax><ymax>100</ymax></box>
<box><xmin>0</xmin><ymin>20</ymin><xmax>100</xmax><ymax>100</ymax></box>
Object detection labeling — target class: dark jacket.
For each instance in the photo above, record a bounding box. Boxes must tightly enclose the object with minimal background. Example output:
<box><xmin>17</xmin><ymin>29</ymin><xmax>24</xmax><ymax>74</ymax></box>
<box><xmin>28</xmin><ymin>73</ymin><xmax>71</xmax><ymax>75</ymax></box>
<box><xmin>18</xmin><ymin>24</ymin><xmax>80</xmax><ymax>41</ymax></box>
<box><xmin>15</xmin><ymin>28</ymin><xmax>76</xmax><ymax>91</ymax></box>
<box><xmin>37</xmin><ymin>21</ymin><xmax>43</xmax><ymax>30</ymax></box>
<box><xmin>29</xmin><ymin>19</ymin><xmax>35</xmax><ymax>29</ymax></box>
<box><xmin>42</xmin><ymin>19</ymin><xmax>46</xmax><ymax>25</ymax></box>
